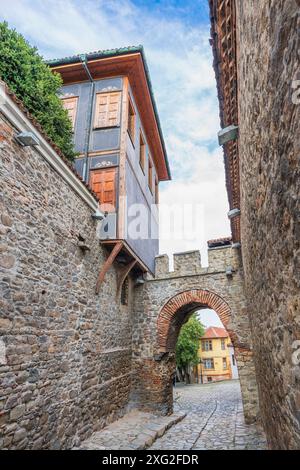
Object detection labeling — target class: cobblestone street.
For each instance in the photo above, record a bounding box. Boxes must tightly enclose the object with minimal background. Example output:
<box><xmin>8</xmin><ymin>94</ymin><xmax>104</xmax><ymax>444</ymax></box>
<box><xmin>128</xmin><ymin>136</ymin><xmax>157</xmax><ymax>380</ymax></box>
<box><xmin>79</xmin><ymin>380</ymin><xmax>267</xmax><ymax>450</ymax></box>
<box><xmin>150</xmin><ymin>380</ymin><xmax>267</xmax><ymax>450</ymax></box>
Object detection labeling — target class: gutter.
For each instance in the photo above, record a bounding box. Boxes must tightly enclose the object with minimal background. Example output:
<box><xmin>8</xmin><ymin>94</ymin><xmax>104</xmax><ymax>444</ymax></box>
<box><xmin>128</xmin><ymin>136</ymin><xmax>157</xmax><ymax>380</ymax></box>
<box><xmin>79</xmin><ymin>54</ymin><xmax>95</xmax><ymax>183</ymax></box>
<box><xmin>46</xmin><ymin>46</ymin><xmax>171</xmax><ymax>181</ymax></box>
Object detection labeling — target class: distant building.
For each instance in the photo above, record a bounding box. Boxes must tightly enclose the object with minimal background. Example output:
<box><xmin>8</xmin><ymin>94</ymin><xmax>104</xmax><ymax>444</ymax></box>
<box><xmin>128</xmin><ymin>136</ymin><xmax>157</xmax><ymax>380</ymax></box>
<box><xmin>228</xmin><ymin>342</ymin><xmax>239</xmax><ymax>380</ymax></box>
<box><xmin>197</xmin><ymin>327</ymin><xmax>237</xmax><ymax>383</ymax></box>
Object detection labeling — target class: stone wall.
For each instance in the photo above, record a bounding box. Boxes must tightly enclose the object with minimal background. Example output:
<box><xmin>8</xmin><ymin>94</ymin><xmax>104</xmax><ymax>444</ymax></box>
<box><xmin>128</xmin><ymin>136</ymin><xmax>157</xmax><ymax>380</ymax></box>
<box><xmin>131</xmin><ymin>246</ymin><xmax>260</xmax><ymax>423</ymax></box>
<box><xmin>236</xmin><ymin>0</ymin><xmax>300</xmax><ymax>449</ymax></box>
<box><xmin>0</xmin><ymin>111</ymin><xmax>134</xmax><ymax>449</ymax></box>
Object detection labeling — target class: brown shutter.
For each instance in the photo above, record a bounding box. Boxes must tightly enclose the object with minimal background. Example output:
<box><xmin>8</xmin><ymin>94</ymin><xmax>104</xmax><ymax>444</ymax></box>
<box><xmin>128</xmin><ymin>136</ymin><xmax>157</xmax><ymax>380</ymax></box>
<box><xmin>94</xmin><ymin>92</ymin><xmax>121</xmax><ymax>128</ymax></box>
<box><xmin>148</xmin><ymin>157</ymin><xmax>153</xmax><ymax>193</ymax></box>
<box><xmin>62</xmin><ymin>97</ymin><xmax>78</xmax><ymax>130</ymax></box>
<box><xmin>90</xmin><ymin>168</ymin><xmax>116</xmax><ymax>212</ymax></box>
<box><xmin>155</xmin><ymin>177</ymin><xmax>159</xmax><ymax>204</ymax></box>
<box><xmin>127</xmin><ymin>95</ymin><xmax>135</xmax><ymax>141</ymax></box>
<box><xmin>139</xmin><ymin>131</ymin><xmax>146</xmax><ymax>171</ymax></box>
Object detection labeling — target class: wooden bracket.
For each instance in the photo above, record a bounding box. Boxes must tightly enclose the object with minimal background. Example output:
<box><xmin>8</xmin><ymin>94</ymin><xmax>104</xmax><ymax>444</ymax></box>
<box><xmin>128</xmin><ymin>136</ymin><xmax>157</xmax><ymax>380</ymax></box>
<box><xmin>95</xmin><ymin>241</ymin><xmax>122</xmax><ymax>294</ymax></box>
<box><xmin>116</xmin><ymin>259</ymin><xmax>137</xmax><ymax>300</ymax></box>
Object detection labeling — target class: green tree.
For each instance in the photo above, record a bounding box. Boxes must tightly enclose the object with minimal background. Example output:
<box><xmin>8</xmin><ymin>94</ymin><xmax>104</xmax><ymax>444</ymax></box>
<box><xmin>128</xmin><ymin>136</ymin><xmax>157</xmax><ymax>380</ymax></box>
<box><xmin>0</xmin><ymin>22</ymin><xmax>75</xmax><ymax>160</ymax></box>
<box><xmin>175</xmin><ymin>314</ymin><xmax>205</xmax><ymax>384</ymax></box>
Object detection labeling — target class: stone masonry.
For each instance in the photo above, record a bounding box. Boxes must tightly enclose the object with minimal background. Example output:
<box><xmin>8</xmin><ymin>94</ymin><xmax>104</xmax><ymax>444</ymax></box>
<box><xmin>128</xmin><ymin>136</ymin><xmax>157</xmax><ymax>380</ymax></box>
<box><xmin>131</xmin><ymin>247</ymin><xmax>260</xmax><ymax>424</ymax></box>
<box><xmin>0</xmin><ymin>54</ymin><xmax>271</xmax><ymax>448</ymax></box>
<box><xmin>236</xmin><ymin>0</ymin><xmax>300</xmax><ymax>449</ymax></box>
<box><xmin>0</xmin><ymin>110</ymin><xmax>134</xmax><ymax>449</ymax></box>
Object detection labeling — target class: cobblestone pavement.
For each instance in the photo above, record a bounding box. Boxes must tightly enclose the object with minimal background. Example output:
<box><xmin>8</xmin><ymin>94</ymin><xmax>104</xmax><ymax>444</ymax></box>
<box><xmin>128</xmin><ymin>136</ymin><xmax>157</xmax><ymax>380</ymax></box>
<box><xmin>77</xmin><ymin>411</ymin><xmax>186</xmax><ymax>450</ymax></box>
<box><xmin>150</xmin><ymin>380</ymin><xmax>267</xmax><ymax>450</ymax></box>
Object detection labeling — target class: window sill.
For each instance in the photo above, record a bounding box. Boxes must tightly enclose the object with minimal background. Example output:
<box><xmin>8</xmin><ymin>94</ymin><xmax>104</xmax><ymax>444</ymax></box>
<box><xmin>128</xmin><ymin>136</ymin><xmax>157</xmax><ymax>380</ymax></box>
<box><xmin>93</xmin><ymin>125</ymin><xmax>120</xmax><ymax>131</ymax></box>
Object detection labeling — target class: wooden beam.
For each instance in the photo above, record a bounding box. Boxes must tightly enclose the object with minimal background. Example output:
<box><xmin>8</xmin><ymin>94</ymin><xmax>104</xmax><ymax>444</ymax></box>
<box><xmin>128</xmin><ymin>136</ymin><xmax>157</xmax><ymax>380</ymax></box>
<box><xmin>116</xmin><ymin>260</ymin><xmax>137</xmax><ymax>300</ymax></box>
<box><xmin>95</xmin><ymin>241</ymin><xmax>123</xmax><ymax>294</ymax></box>
<box><xmin>101</xmin><ymin>239</ymin><xmax>149</xmax><ymax>274</ymax></box>
<box><xmin>118</xmin><ymin>76</ymin><xmax>129</xmax><ymax>240</ymax></box>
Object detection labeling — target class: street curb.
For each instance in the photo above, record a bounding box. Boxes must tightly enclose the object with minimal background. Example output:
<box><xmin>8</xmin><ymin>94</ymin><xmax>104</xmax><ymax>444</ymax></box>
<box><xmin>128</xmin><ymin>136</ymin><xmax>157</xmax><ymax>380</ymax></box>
<box><xmin>142</xmin><ymin>412</ymin><xmax>187</xmax><ymax>450</ymax></box>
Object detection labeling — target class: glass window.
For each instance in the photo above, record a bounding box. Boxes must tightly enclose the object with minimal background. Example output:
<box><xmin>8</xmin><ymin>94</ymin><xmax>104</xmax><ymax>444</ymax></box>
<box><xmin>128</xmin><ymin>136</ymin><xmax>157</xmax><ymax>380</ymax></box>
<box><xmin>204</xmin><ymin>358</ymin><xmax>214</xmax><ymax>369</ymax></box>
<box><xmin>202</xmin><ymin>340</ymin><xmax>213</xmax><ymax>351</ymax></box>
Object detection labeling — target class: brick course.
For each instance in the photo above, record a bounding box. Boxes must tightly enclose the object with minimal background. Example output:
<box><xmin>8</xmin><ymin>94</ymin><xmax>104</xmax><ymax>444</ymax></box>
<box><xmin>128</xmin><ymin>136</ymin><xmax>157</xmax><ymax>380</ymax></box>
<box><xmin>131</xmin><ymin>248</ymin><xmax>260</xmax><ymax>423</ymax></box>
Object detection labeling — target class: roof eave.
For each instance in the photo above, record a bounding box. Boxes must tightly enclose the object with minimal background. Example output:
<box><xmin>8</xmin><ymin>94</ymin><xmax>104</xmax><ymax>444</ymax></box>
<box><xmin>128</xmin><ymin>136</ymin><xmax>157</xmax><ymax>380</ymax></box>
<box><xmin>47</xmin><ymin>47</ymin><xmax>171</xmax><ymax>181</ymax></box>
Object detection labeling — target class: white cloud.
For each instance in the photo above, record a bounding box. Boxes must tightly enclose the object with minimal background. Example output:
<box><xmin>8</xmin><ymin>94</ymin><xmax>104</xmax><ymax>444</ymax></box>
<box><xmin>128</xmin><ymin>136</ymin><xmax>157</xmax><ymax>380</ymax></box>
<box><xmin>159</xmin><ymin>146</ymin><xmax>230</xmax><ymax>266</ymax></box>
<box><xmin>197</xmin><ymin>309</ymin><xmax>224</xmax><ymax>328</ymax></box>
<box><xmin>1</xmin><ymin>0</ymin><xmax>230</xmax><ymax>262</ymax></box>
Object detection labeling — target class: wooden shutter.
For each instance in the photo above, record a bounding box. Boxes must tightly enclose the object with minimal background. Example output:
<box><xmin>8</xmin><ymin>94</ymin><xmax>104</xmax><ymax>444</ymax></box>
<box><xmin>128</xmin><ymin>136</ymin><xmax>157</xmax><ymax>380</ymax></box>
<box><xmin>139</xmin><ymin>131</ymin><xmax>145</xmax><ymax>172</ymax></box>
<box><xmin>61</xmin><ymin>97</ymin><xmax>78</xmax><ymax>130</ymax></box>
<box><xmin>90</xmin><ymin>168</ymin><xmax>116</xmax><ymax>212</ymax></box>
<box><xmin>127</xmin><ymin>95</ymin><xmax>135</xmax><ymax>141</ymax></box>
<box><xmin>148</xmin><ymin>157</ymin><xmax>153</xmax><ymax>193</ymax></box>
<box><xmin>94</xmin><ymin>92</ymin><xmax>121</xmax><ymax>128</ymax></box>
<box><xmin>155</xmin><ymin>177</ymin><xmax>159</xmax><ymax>204</ymax></box>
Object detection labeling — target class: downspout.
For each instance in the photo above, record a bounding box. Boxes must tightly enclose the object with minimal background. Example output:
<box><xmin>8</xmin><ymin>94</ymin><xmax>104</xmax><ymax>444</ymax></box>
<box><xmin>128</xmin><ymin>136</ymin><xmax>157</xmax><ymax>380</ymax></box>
<box><xmin>80</xmin><ymin>54</ymin><xmax>95</xmax><ymax>183</ymax></box>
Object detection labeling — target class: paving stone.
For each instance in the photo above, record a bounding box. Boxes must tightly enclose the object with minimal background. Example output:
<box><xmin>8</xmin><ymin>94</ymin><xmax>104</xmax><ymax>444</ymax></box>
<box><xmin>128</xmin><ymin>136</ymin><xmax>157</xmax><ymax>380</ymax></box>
<box><xmin>150</xmin><ymin>381</ymin><xmax>267</xmax><ymax>450</ymax></box>
<box><xmin>78</xmin><ymin>410</ymin><xmax>186</xmax><ymax>450</ymax></box>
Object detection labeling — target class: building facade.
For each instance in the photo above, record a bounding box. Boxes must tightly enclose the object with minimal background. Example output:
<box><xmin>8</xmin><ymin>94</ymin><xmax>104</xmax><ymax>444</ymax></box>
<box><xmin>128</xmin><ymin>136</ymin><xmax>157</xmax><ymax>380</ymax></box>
<box><xmin>48</xmin><ymin>47</ymin><xmax>171</xmax><ymax>276</ymax></box>
<box><xmin>197</xmin><ymin>327</ymin><xmax>234</xmax><ymax>383</ymax></box>
<box><xmin>0</xmin><ymin>0</ymin><xmax>298</xmax><ymax>449</ymax></box>
<box><xmin>209</xmin><ymin>0</ymin><xmax>300</xmax><ymax>449</ymax></box>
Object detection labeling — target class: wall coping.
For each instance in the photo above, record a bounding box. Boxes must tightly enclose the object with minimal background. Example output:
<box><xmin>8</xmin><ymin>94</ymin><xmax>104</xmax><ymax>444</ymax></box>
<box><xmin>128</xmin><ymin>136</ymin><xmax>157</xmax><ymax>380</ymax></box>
<box><xmin>0</xmin><ymin>82</ymin><xmax>98</xmax><ymax>212</ymax></box>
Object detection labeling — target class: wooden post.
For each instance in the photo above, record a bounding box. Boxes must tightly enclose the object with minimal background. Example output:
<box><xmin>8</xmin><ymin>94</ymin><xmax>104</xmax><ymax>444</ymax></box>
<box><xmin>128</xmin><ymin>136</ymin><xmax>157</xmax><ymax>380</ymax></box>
<box><xmin>95</xmin><ymin>242</ymin><xmax>123</xmax><ymax>294</ymax></box>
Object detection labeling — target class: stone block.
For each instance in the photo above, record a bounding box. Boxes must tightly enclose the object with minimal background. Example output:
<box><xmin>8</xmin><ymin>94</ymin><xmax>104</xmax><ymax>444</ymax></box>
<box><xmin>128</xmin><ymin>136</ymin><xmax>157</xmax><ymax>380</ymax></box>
<box><xmin>173</xmin><ymin>250</ymin><xmax>201</xmax><ymax>275</ymax></box>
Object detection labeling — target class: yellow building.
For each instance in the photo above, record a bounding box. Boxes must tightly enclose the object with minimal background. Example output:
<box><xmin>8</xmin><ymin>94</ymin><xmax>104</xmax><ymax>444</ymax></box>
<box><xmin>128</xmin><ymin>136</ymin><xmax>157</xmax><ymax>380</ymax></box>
<box><xmin>197</xmin><ymin>327</ymin><xmax>234</xmax><ymax>383</ymax></box>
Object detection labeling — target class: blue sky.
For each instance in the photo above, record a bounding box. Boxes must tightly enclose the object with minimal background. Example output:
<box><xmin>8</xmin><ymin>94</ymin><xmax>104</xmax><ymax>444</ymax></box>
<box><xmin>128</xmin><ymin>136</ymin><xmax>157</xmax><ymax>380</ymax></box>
<box><xmin>1</xmin><ymin>0</ymin><xmax>230</xmax><ymax>265</ymax></box>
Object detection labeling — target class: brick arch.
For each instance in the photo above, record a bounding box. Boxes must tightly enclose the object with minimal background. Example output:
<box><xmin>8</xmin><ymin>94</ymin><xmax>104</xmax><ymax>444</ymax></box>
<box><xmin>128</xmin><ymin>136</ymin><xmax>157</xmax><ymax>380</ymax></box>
<box><xmin>157</xmin><ymin>289</ymin><xmax>232</xmax><ymax>352</ymax></box>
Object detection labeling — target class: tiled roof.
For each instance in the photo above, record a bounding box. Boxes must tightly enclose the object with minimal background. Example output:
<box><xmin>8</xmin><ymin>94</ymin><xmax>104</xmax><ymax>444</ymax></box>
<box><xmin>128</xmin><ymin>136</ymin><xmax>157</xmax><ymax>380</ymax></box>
<box><xmin>207</xmin><ymin>237</ymin><xmax>232</xmax><ymax>248</ymax></box>
<box><xmin>46</xmin><ymin>45</ymin><xmax>144</xmax><ymax>67</ymax></box>
<box><xmin>202</xmin><ymin>326</ymin><xmax>228</xmax><ymax>339</ymax></box>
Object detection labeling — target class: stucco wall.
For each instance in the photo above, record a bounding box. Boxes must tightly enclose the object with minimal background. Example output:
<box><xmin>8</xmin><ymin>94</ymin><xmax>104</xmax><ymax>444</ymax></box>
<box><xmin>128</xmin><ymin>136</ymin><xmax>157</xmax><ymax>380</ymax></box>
<box><xmin>125</xmin><ymin>84</ymin><xmax>159</xmax><ymax>274</ymax></box>
<box><xmin>0</xmin><ymin>111</ymin><xmax>134</xmax><ymax>449</ymax></box>
<box><xmin>236</xmin><ymin>0</ymin><xmax>300</xmax><ymax>449</ymax></box>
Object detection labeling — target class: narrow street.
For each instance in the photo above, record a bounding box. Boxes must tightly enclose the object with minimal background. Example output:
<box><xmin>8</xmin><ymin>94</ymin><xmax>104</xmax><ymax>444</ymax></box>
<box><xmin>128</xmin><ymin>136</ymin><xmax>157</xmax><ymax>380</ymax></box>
<box><xmin>79</xmin><ymin>380</ymin><xmax>267</xmax><ymax>450</ymax></box>
<box><xmin>150</xmin><ymin>381</ymin><xmax>267</xmax><ymax>450</ymax></box>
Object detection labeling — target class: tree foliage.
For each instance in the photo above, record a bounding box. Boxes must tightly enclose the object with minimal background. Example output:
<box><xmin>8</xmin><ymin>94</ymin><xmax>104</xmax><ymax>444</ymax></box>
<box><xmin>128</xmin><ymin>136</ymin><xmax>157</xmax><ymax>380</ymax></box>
<box><xmin>0</xmin><ymin>22</ymin><xmax>75</xmax><ymax>160</ymax></box>
<box><xmin>175</xmin><ymin>314</ymin><xmax>205</xmax><ymax>383</ymax></box>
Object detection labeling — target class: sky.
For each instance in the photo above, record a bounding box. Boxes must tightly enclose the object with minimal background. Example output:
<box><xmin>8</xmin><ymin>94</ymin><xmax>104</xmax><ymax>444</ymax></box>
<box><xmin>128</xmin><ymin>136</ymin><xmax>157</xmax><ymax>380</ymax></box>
<box><xmin>197</xmin><ymin>309</ymin><xmax>224</xmax><ymax>328</ymax></box>
<box><xmin>1</xmin><ymin>0</ymin><xmax>231</xmax><ymax>266</ymax></box>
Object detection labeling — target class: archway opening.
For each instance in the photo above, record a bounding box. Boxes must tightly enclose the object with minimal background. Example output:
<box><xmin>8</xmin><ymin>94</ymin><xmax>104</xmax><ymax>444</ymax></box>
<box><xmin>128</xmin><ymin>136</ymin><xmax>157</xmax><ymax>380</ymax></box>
<box><xmin>132</xmin><ymin>288</ymin><xmax>258</xmax><ymax>424</ymax></box>
<box><xmin>153</xmin><ymin>288</ymin><xmax>255</xmax><ymax>421</ymax></box>
<box><xmin>174</xmin><ymin>307</ymin><xmax>239</xmax><ymax>388</ymax></box>
<box><xmin>157</xmin><ymin>289</ymin><xmax>234</xmax><ymax>354</ymax></box>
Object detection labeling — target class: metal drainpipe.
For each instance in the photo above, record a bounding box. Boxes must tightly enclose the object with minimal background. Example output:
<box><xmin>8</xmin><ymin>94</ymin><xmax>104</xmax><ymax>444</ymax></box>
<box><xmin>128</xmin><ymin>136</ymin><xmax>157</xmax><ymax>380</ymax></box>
<box><xmin>80</xmin><ymin>54</ymin><xmax>95</xmax><ymax>183</ymax></box>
